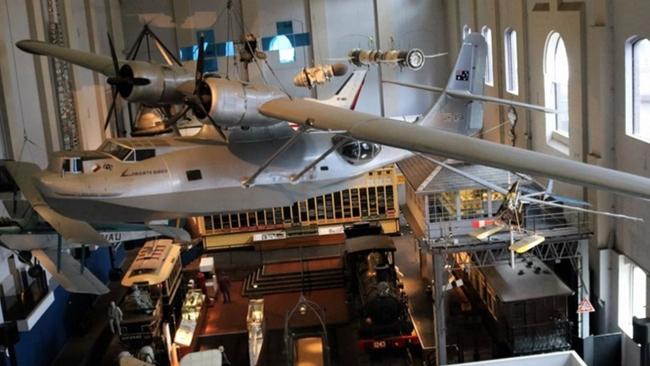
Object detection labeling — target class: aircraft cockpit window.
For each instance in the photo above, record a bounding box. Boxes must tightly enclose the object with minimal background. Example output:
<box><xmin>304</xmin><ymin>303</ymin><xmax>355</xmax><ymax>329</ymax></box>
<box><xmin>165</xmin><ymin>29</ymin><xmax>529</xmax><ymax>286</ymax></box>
<box><xmin>62</xmin><ymin>158</ymin><xmax>83</xmax><ymax>174</ymax></box>
<box><xmin>124</xmin><ymin>151</ymin><xmax>135</xmax><ymax>162</ymax></box>
<box><xmin>101</xmin><ymin>141</ymin><xmax>133</xmax><ymax>161</ymax></box>
<box><xmin>334</xmin><ymin>137</ymin><xmax>381</xmax><ymax>165</ymax></box>
<box><xmin>135</xmin><ymin>149</ymin><xmax>156</xmax><ymax>161</ymax></box>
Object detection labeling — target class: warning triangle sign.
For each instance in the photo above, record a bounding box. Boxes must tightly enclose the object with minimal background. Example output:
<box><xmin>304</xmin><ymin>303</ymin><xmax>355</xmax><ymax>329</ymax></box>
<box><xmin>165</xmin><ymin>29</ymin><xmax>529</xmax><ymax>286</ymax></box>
<box><xmin>577</xmin><ymin>297</ymin><xmax>595</xmax><ymax>313</ymax></box>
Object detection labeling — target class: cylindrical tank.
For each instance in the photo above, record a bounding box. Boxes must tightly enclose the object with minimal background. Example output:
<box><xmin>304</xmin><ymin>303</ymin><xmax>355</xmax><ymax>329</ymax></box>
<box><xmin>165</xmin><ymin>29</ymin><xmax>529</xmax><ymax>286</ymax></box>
<box><xmin>199</xmin><ymin>77</ymin><xmax>287</xmax><ymax>128</ymax></box>
<box><xmin>118</xmin><ymin>62</ymin><xmax>193</xmax><ymax>104</ymax></box>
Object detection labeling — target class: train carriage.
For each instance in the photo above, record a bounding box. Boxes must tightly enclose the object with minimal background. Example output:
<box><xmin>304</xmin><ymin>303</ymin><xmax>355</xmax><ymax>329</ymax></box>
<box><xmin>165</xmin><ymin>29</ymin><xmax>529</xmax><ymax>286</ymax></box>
<box><xmin>461</xmin><ymin>257</ymin><xmax>573</xmax><ymax>356</ymax></box>
<box><xmin>343</xmin><ymin>235</ymin><xmax>418</xmax><ymax>351</ymax></box>
<box><xmin>122</xmin><ymin>239</ymin><xmax>185</xmax><ymax>332</ymax></box>
<box><xmin>120</xmin><ymin>239</ymin><xmax>185</xmax><ymax>363</ymax></box>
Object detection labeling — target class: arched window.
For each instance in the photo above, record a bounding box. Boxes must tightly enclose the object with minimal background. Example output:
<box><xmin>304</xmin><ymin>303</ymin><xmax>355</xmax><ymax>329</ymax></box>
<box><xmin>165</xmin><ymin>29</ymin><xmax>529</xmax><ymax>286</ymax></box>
<box><xmin>628</xmin><ymin>38</ymin><xmax>650</xmax><ymax>140</ymax></box>
<box><xmin>269</xmin><ymin>35</ymin><xmax>295</xmax><ymax>64</ymax></box>
<box><xmin>462</xmin><ymin>25</ymin><xmax>472</xmax><ymax>40</ymax></box>
<box><xmin>544</xmin><ymin>31</ymin><xmax>569</xmax><ymax>139</ymax></box>
<box><xmin>504</xmin><ymin>28</ymin><xmax>518</xmax><ymax>95</ymax></box>
<box><xmin>481</xmin><ymin>26</ymin><xmax>494</xmax><ymax>86</ymax></box>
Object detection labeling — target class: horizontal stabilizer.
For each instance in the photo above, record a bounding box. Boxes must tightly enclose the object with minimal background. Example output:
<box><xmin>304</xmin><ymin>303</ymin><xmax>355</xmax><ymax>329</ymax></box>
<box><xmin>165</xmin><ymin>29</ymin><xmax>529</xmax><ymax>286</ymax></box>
<box><xmin>16</xmin><ymin>40</ymin><xmax>121</xmax><ymax>77</ymax></box>
<box><xmin>383</xmin><ymin>79</ymin><xmax>556</xmax><ymax>114</ymax></box>
<box><xmin>33</xmin><ymin>249</ymin><xmax>109</xmax><ymax>295</ymax></box>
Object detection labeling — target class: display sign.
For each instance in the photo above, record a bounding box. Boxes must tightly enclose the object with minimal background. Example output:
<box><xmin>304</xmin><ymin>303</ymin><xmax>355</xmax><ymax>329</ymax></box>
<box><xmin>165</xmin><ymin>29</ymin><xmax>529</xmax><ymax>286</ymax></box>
<box><xmin>317</xmin><ymin>225</ymin><xmax>344</xmax><ymax>236</ymax></box>
<box><xmin>253</xmin><ymin>231</ymin><xmax>287</xmax><ymax>241</ymax></box>
<box><xmin>577</xmin><ymin>297</ymin><xmax>595</xmax><ymax>313</ymax></box>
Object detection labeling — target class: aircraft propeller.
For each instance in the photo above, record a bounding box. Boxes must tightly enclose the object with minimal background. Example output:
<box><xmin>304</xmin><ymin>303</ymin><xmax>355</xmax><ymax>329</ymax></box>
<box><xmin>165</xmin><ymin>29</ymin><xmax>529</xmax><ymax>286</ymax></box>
<box><xmin>164</xmin><ymin>36</ymin><xmax>229</xmax><ymax>142</ymax></box>
<box><xmin>103</xmin><ymin>33</ymin><xmax>151</xmax><ymax>133</ymax></box>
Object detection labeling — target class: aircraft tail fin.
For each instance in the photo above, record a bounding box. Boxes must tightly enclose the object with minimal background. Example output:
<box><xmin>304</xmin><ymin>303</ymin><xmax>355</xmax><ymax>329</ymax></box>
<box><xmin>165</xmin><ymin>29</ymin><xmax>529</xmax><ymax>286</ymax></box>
<box><xmin>315</xmin><ymin>70</ymin><xmax>367</xmax><ymax>110</ymax></box>
<box><xmin>3</xmin><ymin>161</ymin><xmax>109</xmax><ymax>245</ymax></box>
<box><xmin>417</xmin><ymin>33</ymin><xmax>487</xmax><ymax>134</ymax></box>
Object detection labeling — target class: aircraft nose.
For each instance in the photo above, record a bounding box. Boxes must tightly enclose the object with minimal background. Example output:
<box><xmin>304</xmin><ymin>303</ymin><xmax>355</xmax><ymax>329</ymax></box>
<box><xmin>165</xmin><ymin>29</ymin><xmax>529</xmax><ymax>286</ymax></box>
<box><xmin>34</xmin><ymin>174</ymin><xmax>66</xmax><ymax>197</ymax></box>
<box><xmin>36</xmin><ymin>173</ymin><xmax>122</xmax><ymax>198</ymax></box>
<box><xmin>36</xmin><ymin>173</ymin><xmax>94</xmax><ymax>198</ymax></box>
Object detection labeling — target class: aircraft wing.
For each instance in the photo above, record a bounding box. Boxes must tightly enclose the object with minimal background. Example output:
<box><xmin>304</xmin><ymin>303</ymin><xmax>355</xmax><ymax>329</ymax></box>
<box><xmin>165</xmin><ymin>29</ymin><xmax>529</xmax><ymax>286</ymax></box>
<box><xmin>259</xmin><ymin>98</ymin><xmax>650</xmax><ymax>200</ymax></box>
<box><xmin>32</xmin><ymin>248</ymin><xmax>109</xmax><ymax>295</ymax></box>
<box><xmin>4</xmin><ymin>161</ymin><xmax>109</xmax><ymax>245</ymax></box>
<box><xmin>148</xmin><ymin>225</ymin><xmax>191</xmax><ymax>243</ymax></box>
<box><xmin>16</xmin><ymin>40</ymin><xmax>122</xmax><ymax>77</ymax></box>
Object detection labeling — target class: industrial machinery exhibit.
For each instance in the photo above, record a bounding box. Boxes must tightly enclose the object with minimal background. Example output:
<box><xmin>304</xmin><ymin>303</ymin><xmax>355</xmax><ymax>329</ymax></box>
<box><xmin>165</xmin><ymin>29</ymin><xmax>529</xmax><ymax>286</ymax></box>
<box><xmin>0</xmin><ymin>1</ymin><xmax>649</xmax><ymax>366</ymax></box>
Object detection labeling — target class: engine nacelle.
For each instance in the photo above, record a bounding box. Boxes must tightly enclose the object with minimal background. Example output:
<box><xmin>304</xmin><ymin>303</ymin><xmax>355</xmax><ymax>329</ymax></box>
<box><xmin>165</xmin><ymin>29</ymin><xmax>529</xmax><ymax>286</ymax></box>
<box><xmin>118</xmin><ymin>61</ymin><xmax>193</xmax><ymax>105</ymax></box>
<box><xmin>199</xmin><ymin>78</ymin><xmax>287</xmax><ymax>128</ymax></box>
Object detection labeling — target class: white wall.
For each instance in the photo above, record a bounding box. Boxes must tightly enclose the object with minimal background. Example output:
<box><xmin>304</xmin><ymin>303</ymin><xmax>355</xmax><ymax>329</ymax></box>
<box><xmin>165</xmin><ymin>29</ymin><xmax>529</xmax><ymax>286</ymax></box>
<box><xmin>446</xmin><ymin>0</ymin><xmax>650</xmax><ymax>364</ymax></box>
<box><xmin>0</xmin><ymin>0</ymin><xmax>52</xmax><ymax>166</ymax></box>
<box><xmin>0</xmin><ymin>0</ymin><xmax>121</xmax><ymax>163</ymax></box>
<box><xmin>611</xmin><ymin>0</ymin><xmax>650</xmax><ymax>274</ymax></box>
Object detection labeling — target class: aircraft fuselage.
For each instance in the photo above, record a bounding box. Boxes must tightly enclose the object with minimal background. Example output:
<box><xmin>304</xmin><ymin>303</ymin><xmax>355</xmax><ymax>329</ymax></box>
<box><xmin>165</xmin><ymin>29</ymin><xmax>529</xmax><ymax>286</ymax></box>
<box><xmin>37</xmin><ymin>128</ymin><xmax>411</xmax><ymax>223</ymax></box>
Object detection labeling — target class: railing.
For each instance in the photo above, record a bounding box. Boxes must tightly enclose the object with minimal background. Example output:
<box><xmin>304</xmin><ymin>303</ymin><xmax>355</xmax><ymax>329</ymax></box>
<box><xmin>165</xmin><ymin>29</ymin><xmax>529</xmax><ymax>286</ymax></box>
<box><xmin>1</xmin><ymin>277</ymin><xmax>49</xmax><ymax>322</ymax></box>
<box><xmin>201</xmin><ymin>184</ymin><xmax>398</xmax><ymax>235</ymax></box>
<box><xmin>427</xmin><ymin>205</ymin><xmax>591</xmax><ymax>245</ymax></box>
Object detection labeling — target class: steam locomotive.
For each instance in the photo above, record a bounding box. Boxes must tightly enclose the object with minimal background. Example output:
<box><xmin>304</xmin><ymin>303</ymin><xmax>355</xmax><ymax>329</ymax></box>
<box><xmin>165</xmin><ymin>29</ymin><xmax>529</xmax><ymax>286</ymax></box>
<box><xmin>343</xmin><ymin>235</ymin><xmax>418</xmax><ymax>351</ymax></box>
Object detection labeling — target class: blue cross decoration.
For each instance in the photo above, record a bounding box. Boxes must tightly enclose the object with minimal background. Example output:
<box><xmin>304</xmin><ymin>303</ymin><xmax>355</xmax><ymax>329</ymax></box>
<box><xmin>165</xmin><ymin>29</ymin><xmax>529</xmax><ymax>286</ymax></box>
<box><xmin>178</xmin><ymin>21</ymin><xmax>310</xmax><ymax>67</ymax></box>
<box><xmin>178</xmin><ymin>30</ymin><xmax>219</xmax><ymax>72</ymax></box>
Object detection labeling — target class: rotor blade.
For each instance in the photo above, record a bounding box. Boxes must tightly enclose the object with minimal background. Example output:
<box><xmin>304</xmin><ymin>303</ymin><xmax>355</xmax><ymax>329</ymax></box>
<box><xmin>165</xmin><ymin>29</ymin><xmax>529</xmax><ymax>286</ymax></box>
<box><xmin>522</xmin><ymin>195</ymin><xmax>639</xmax><ymax>220</ymax></box>
<box><xmin>259</xmin><ymin>98</ymin><xmax>650</xmax><ymax>202</ymax></box>
<box><xmin>107</xmin><ymin>32</ymin><xmax>120</xmax><ymax>76</ymax></box>
<box><xmin>382</xmin><ymin>79</ymin><xmax>556</xmax><ymax>113</ymax></box>
<box><xmin>421</xmin><ymin>155</ymin><xmax>643</xmax><ymax>222</ymax></box>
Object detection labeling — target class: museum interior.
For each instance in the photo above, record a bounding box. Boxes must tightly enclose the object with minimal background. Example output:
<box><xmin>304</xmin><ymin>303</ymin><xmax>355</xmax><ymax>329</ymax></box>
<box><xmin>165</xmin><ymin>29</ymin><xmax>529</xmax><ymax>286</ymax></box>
<box><xmin>2</xmin><ymin>0</ymin><xmax>650</xmax><ymax>365</ymax></box>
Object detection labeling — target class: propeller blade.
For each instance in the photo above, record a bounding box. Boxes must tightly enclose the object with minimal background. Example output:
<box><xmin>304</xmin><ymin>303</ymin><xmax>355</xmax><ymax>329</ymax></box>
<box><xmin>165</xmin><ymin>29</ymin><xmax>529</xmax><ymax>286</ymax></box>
<box><xmin>133</xmin><ymin>77</ymin><xmax>150</xmax><ymax>86</ymax></box>
<box><xmin>103</xmin><ymin>87</ymin><xmax>119</xmax><ymax>132</ymax></box>
<box><xmin>107</xmin><ymin>32</ymin><xmax>120</xmax><ymax>76</ymax></box>
<box><xmin>195</xmin><ymin>35</ymin><xmax>205</xmax><ymax>87</ymax></box>
<box><xmin>164</xmin><ymin>105</ymin><xmax>191</xmax><ymax>128</ymax></box>
<box><xmin>199</xmin><ymin>104</ymin><xmax>228</xmax><ymax>142</ymax></box>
